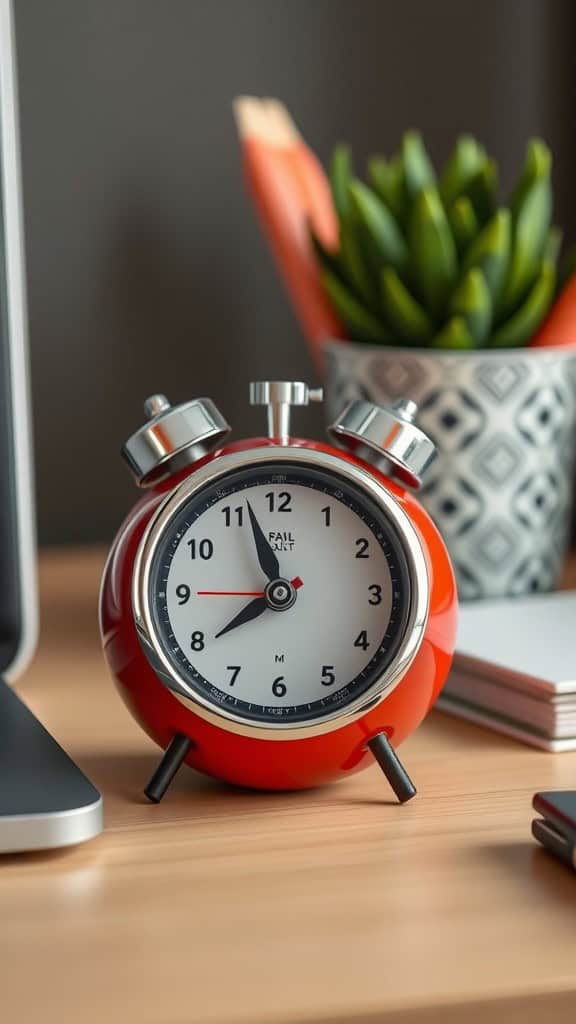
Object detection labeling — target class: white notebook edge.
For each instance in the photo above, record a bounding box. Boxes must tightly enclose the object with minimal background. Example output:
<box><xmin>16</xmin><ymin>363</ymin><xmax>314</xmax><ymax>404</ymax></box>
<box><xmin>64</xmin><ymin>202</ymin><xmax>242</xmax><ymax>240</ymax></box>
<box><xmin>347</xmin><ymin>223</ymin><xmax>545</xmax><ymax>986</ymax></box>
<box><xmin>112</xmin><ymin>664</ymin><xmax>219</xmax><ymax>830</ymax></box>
<box><xmin>436</xmin><ymin>693</ymin><xmax>576</xmax><ymax>753</ymax></box>
<box><xmin>454</xmin><ymin>589</ymin><xmax>576</xmax><ymax>697</ymax></box>
<box><xmin>453</xmin><ymin>652</ymin><xmax>576</xmax><ymax>698</ymax></box>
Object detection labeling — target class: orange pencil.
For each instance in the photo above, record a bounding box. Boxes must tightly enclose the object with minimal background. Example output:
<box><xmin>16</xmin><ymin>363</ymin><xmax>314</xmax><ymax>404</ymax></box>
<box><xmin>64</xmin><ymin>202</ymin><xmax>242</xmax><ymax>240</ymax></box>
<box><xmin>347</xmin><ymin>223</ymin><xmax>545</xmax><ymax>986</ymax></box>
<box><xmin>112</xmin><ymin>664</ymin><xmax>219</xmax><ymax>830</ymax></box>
<box><xmin>233</xmin><ymin>97</ymin><xmax>344</xmax><ymax>371</ymax></box>
<box><xmin>531</xmin><ymin>272</ymin><xmax>576</xmax><ymax>348</ymax></box>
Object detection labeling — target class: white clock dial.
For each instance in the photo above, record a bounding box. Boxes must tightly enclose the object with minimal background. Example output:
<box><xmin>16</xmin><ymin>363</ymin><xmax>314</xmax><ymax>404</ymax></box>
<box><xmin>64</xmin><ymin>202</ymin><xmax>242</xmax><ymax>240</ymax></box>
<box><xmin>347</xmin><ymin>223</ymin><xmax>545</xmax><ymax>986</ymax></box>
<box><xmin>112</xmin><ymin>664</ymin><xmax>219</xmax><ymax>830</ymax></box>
<box><xmin>149</xmin><ymin>463</ymin><xmax>411</xmax><ymax>724</ymax></box>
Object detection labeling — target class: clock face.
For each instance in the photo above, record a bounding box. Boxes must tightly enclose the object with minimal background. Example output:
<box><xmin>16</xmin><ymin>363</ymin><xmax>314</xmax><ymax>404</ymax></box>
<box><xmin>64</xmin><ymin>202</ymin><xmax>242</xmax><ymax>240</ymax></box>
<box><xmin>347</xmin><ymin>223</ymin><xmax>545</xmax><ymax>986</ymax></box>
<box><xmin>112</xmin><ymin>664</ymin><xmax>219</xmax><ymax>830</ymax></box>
<box><xmin>147</xmin><ymin>461</ymin><xmax>412</xmax><ymax>726</ymax></box>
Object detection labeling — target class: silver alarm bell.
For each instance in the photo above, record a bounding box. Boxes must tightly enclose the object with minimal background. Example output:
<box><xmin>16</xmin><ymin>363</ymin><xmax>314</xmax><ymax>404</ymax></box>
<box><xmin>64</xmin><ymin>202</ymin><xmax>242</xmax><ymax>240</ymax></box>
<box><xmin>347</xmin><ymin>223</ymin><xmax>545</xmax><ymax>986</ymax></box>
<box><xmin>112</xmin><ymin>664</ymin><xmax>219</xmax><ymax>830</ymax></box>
<box><xmin>123</xmin><ymin>394</ymin><xmax>231</xmax><ymax>487</ymax></box>
<box><xmin>329</xmin><ymin>397</ymin><xmax>436</xmax><ymax>489</ymax></box>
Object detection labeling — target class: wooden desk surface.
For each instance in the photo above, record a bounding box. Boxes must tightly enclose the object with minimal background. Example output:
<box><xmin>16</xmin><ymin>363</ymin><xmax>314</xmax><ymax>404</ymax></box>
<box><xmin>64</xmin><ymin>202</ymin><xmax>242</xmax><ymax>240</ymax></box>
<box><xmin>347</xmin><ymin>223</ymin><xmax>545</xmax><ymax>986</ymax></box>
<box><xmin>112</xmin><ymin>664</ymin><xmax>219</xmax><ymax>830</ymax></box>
<box><xmin>2</xmin><ymin>548</ymin><xmax>576</xmax><ymax>1024</ymax></box>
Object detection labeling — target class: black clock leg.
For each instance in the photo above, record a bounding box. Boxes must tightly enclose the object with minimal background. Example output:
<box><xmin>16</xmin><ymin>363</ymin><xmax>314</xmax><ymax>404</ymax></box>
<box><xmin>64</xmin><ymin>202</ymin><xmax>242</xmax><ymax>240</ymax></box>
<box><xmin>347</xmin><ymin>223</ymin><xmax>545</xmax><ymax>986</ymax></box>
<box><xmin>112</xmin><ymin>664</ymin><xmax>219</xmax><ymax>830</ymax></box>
<box><xmin>368</xmin><ymin>733</ymin><xmax>417</xmax><ymax>804</ymax></box>
<box><xmin>144</xmin><ymin>734</ymin><xmax>193</xmax><ymax>803</ymax></box>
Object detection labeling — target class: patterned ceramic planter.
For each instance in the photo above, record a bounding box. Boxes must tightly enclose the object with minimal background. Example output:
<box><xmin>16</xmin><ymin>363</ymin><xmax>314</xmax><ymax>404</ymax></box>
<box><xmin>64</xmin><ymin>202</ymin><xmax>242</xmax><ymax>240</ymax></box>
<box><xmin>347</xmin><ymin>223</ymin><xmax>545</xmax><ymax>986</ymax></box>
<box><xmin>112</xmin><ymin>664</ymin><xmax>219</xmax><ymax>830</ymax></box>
<box><xmin>325</xmin><ymin>341</ymin><xmax>576</xmax><ymax>600</ymax></box>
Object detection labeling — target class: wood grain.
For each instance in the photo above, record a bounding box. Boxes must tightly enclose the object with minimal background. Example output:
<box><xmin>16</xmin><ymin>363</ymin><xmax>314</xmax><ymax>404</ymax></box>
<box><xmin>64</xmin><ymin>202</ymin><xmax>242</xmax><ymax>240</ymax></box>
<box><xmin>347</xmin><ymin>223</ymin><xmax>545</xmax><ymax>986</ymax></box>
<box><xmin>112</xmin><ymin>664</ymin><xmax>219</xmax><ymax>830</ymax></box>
<box><xmin>2</xmin><ymin>548</ymin><xmax>576</xmax><ymax>1024</ymax></box>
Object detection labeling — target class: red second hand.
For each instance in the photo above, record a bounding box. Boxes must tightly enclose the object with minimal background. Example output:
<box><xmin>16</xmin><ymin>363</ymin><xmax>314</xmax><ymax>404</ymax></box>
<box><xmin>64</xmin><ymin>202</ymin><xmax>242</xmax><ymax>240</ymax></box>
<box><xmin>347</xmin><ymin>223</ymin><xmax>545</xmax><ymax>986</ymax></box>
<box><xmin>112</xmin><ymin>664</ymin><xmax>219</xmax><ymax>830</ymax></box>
<box><xmin>198</xmin><ymin>576</ymin><xmax>303</xmax><ymax>597</ymax></box>
<box><xmin>197</xmin><ymin>589</ymin><xmax>264</xmax><ymax>597</ymax></box>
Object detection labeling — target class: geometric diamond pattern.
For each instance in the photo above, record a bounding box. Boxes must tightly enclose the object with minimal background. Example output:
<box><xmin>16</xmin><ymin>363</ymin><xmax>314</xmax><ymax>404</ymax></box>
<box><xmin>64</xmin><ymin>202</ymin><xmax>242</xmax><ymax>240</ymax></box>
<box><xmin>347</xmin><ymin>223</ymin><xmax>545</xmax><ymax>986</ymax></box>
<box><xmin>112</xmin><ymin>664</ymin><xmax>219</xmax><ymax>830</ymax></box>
<box><xmin>419</xmin><ymin>388</ymin><xmax>486</xmax><ymax>454</ymax></box>
<box><xmin>473</xmin><ymin>519</ymin><xmax>518</xmax><ymax>570</ymax></box>
<box><xmin>565</xmin><ymin>355</ymin><xmax>576</xmax><ymax>396</ymax></box>
<box><xmin>475</xmin><ymin>360</ymin><xmax>527</xmax><ymax>402</ymax></box>
<box><xmin>423</xmin><ymin>475</ymin><xmax>484</xmax><ymax>537</ymax></box>
<box><xmin>512</xmin><ymin>471</ymin><xmax>562</xmax><ymax>530</ymax></box>
<box><xmin>509</xmin><ymin>554</ymin><xmax>559</xmax><ymax>596</ymax></box>
<box><xmin>516</xmin><ymin>386</ymin><xmax>566</xmax><ymax>446</ymax></box>
<box><xmin>473</xmin><ymin>434</ymin><xmax>522</xmax><ymax>488</ymax></box>
<box><xmin>369</xmin><ymin>356</ymin><xmax>425</xmax><ymax>398</ymax></box>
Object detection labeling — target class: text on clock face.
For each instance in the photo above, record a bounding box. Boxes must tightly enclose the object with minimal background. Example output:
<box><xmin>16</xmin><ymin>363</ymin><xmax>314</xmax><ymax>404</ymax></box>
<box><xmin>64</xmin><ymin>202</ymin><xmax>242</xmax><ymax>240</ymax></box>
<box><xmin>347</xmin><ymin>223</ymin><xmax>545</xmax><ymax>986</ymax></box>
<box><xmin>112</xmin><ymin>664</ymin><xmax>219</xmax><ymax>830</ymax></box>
<box><xmin>268</xmin><ymin>530</ymin><xmax>295</xmax><ymax>552</ymax></box>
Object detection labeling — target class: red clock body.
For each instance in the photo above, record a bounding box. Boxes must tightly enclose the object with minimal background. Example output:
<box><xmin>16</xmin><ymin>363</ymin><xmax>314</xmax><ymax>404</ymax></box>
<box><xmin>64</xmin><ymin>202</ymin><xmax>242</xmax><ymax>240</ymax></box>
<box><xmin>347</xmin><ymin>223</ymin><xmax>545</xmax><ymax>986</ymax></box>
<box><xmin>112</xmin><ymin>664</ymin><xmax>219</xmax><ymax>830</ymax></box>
<box><xmin>100</xmin><ymin>433</ymin><xmax>457</xmax><ymax>794</ymax></box>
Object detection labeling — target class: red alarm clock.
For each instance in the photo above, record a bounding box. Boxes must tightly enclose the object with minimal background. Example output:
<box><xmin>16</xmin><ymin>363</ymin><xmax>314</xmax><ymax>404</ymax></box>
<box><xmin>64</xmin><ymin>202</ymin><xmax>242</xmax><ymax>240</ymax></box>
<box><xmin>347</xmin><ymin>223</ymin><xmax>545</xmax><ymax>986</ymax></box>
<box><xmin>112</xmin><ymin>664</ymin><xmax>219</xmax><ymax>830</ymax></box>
<box><xmin>100</xmin><ymin>381</ymin><xmax>457</xmax><ymax>804</ymax></box>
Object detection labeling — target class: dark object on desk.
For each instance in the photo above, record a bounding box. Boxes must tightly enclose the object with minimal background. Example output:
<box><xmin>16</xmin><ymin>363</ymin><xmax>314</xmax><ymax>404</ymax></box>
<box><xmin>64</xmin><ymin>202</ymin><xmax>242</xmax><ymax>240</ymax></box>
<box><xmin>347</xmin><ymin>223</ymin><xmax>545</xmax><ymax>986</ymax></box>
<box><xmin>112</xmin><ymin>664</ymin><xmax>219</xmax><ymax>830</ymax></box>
<box><xmin>0</xmin><ymin>0</ymin><xmax>101</xmax><ymax>853</ymax></box>
<box><xmin>532</xmin><ymin>791</ymin><xmax>576</xmax><ymax>871</ymax></box>
<box><xmin>0</xmin><ymin>677</ymin><xmax>102</xmax><ymax>852</ymax></box>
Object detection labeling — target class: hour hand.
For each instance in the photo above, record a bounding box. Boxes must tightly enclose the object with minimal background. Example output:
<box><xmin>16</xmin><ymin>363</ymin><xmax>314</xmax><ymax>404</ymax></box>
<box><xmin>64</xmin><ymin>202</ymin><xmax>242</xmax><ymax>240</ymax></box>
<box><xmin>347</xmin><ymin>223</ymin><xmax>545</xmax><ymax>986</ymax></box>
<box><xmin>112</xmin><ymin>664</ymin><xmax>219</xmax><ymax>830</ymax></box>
<box><xmin>214</xmin><ymin>596</ymin><xmax>267</xmax><ymax>639</ymax></box>
<box><xmin>246</xmin><ymin>500</ymin><xmax>280</xmax><ymax>581</ymax></box>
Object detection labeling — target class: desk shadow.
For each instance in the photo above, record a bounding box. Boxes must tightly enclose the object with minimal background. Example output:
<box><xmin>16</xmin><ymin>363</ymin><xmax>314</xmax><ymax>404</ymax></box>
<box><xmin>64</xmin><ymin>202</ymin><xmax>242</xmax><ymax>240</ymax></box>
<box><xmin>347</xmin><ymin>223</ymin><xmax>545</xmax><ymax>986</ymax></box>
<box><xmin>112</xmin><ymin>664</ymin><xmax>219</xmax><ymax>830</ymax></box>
<box><xmin>78</xmin><ymin>750</ymin><xmax>335</xmax><ymax>812</ymax></box>
<box><xmin>475</xmin><ymin>839</ymin><xmax>576</xmax><ymax>909</ymax></box>
<box><xmin>79</xmin><ymin>750</ymin><xmax>229</xmax><ymax>805</ymax></box>
<box><xmin>530</xmin><ymin>845</ymin><xmax>576</xmax><ymax>905</ymax></box>
<box><xmin>0</xmin><ymin>846</ymin><xmax>87</xmax><ymax>869</ymax></box>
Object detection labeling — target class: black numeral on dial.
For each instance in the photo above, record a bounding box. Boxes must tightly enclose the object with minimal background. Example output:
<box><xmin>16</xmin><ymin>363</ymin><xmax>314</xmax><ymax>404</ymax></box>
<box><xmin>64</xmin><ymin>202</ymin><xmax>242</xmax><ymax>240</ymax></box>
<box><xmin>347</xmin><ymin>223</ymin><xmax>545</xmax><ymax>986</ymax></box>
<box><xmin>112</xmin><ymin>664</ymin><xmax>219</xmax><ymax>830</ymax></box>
<box><xmin>368</xmin><ymin>584</ymin><xmax>382</xmax><ymax>605</ymax></box>
<box><xmin>266</xmin><ymin>491</ymin><xmax>292</xmax><ymax>512</ymax></box>
<box><xmin>355</xmin><ymin>538</ymin><xmax>369</xmax><ymax>558</ymax></box>
<box><xmin>187</xmin><ymin>538</ymin><xmax>213</xmax><ymax>560</ymax></box>
<box><xmin>354</xmin><ymin>630</ymin><xmax>369</xmax><ymax>651</ymax></box>
<box><xmin>272</xmin><ymin>676</ymin><xmax>287</xmax><ymax>697</ymax></box>
<box><xmin>176</xmin><ymin>584</ymin><xmax>190</xmax><ymax>605</ymax></box>
<box><xmin>227</xmin><ymin>665</ymin><xmax>241</xmax><ymax>686</ymax></box>
<box><xmin>222</xmin><ymin>506</ymin><xmax>243</xmax><ymax>527</ymax></box>
<box><xmin>191</xmin><ymin>630</ymin><xmax>205</xmax><ymax>651</ymax></box>
<box><xmin>321</xmin><ymin>506</ymin><xmax>331</xmax><ymax>526</ymax></box>
<box><xmin>321</xmin><ymin>665</ymin><xmax>335</xmax><ymax>686</ymax></box>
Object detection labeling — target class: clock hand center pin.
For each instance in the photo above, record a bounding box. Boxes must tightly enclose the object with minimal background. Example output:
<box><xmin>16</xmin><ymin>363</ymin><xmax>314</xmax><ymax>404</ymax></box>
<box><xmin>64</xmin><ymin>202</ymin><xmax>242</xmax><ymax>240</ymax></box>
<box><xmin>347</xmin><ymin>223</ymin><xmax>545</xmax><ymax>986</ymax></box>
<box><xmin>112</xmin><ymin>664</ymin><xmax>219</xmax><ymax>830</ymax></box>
<box><xmin>213</xmin><ymin>576</ymin><xmax>303</xmax><ymax>638</ymax></box>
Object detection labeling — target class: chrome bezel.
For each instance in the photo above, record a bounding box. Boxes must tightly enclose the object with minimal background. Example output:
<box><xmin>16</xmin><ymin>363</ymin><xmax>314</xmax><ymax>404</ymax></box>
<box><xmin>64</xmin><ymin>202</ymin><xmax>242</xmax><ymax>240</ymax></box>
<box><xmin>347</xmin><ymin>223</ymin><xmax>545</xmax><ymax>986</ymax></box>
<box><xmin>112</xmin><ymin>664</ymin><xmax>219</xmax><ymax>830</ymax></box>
<box><xmin>132</xmin><ymin>446</ymin><xmax>430</xmax><ymax>740</ymax></box>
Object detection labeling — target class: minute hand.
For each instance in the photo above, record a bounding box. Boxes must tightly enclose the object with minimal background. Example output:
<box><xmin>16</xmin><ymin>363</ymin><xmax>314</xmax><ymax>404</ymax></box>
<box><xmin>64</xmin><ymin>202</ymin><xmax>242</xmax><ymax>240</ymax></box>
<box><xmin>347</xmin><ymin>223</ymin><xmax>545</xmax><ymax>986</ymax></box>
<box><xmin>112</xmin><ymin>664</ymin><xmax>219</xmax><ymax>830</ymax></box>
<box><xmin>246</xmin><ymin>500</ymin><xmax>280</xmax><ymax>581</ymax></box>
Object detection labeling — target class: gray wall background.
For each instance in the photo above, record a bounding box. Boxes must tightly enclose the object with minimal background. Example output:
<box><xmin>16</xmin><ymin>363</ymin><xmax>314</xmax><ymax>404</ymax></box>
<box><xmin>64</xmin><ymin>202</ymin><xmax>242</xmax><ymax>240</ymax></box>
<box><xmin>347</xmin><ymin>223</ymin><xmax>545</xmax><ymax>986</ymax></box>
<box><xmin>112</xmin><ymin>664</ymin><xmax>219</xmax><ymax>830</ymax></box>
<box><xmin>14</xmin><ymin>0</ymin><xmax>576</xmax><ymax>544</ymax></box>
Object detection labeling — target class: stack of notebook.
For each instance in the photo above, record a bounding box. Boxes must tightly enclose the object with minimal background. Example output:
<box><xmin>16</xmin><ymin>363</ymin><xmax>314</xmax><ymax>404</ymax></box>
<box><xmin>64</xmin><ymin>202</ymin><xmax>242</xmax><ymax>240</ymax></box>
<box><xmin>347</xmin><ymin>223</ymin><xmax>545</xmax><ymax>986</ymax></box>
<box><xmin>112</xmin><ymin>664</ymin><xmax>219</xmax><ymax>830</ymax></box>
<box><xmin>437</xmin><ymin>590</ymin><xmax>576</xmax><ymax>751</ymax></box>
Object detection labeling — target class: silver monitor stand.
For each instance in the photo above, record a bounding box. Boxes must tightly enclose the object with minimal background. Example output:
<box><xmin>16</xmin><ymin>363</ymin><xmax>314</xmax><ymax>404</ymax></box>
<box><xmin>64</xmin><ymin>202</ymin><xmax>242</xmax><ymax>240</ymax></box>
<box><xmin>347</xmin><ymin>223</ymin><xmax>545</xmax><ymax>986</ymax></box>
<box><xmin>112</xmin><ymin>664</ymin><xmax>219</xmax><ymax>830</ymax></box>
<box><xmin>0</xmin><ymin>0</ymin><xmax>101</xmax><ymax>853</ymax></box>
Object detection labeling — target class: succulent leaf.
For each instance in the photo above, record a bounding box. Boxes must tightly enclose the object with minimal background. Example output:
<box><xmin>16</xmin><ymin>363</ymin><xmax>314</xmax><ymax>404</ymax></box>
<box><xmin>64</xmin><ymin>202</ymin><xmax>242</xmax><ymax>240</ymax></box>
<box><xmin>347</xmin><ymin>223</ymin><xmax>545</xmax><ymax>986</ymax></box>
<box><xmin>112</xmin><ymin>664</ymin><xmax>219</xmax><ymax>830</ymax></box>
<box><xmin>368</xmin><ymin>154</ymin><xmax>407</xmax><ymax>224</ymax></box>
<box><xmin>320</xmin><ymin>267</ymin><xmax>391</xmax><ymax>343</ymax></box>
<box><xmin>509</xmin><ymin>138</ymin><xmax>551</xmax><ymax>219</ymax></box>
<box><xmin>338</xmin><ymin>220</ymin><xmax>377</xmax><ymax>306</ymax></box>
<box><xmin>330</xmin><ymin>145</ymin><xmax>353</xmax><ymax>221</ymax></box>
<box><xmin>461</xmin><ymin>209</ymin><xmax>510</xmax><ymax>304</ymax></box>
<box><xmin>491</xmin><ymin>259</ymin><xmax>556</xmax><ymax>347</ymax></box>
<box><xmin>409</xmin><ymin>186</ymin><xmax>457</xmax><ymax>318</ymax></box>
<box><xmin>449</xmin><ymin>267</ymin><xmax>492</xmax><ymax>345</ymax></box>
<box><xmin>401</xmin><ymin>131</ymin><xmax>436</xmax><ymax>200</ymax></box>
<box><xmin>463</xmin><ymin>159</ymin><xmax>498</xmax><ymax>225</ymax></box>
<box><xmin>348</xmin><ymin>179</ymin><xmax>408</xmax><ymax>273</ymax></box>
<box><xmin>432</xmin><ymin>316</ymin><xmax>475</xmax><ymax>349</ymax></box>
<box><xmin>440</xmin><ymin>135</ymin><xmax>485</xmax><ymax>207</ymax></box>
<box><xmin>500</xmin><ymin>174</ymin><xmax>552</xmax><ymax>315</ymax></box>
<box><xmin>381</xmin><ymin>266</ymin><xmax>433</xmax><ymax>344</ymax></box>
<box><xmin>448</xmin><ymin>196</ymin><xmax>479</xmax><ymax>252</ymax></box>
<box><xmin>544</xmin><ymin>225</ymin><xmax>562</xmax><ymax>266</ymax></box>
<box><xmin>388</xmin><ymin>154</ymin><xmax>409</xmax><ymax>224</ymax></box>
<box><xmin>367</xmin><ymin>156</ymin><xmax>388</xmax><ymax>199</ymax></box>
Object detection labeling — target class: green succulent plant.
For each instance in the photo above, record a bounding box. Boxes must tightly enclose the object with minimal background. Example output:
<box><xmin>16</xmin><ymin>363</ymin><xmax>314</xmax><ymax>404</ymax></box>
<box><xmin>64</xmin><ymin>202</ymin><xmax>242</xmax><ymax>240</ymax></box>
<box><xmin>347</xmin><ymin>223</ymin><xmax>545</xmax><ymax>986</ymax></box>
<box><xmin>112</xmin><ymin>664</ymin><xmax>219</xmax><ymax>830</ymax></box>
<box><xmin>312</xmin><ymin>133</ymin><xmax>566</xmax><ymax>348</ymax></box>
